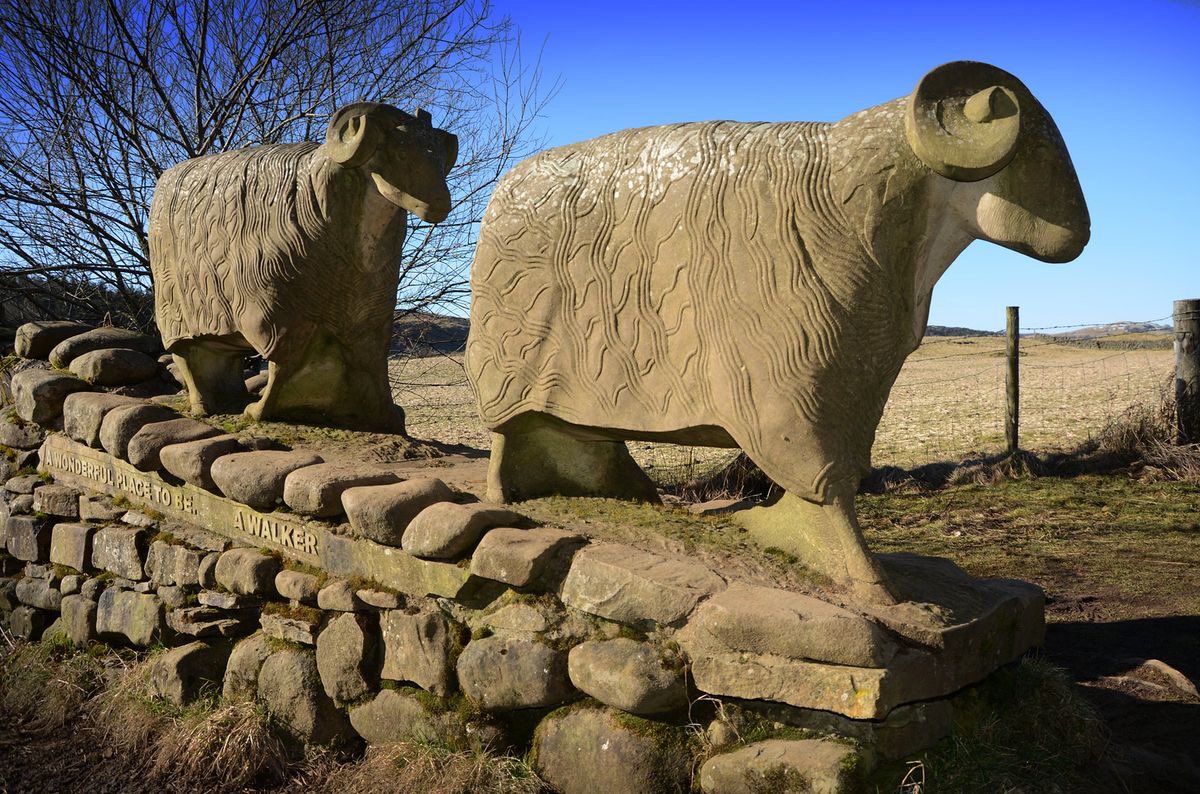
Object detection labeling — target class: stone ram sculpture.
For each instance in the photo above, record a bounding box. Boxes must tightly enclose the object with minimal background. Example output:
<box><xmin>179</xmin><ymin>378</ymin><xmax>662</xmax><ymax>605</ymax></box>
<box><xmin>149</xmin><ymin>102</ymin><xmax>457</xmax><ymax>431</ymax></box>
<box><xmin>466</xmin><ymin>61</ymin><xmax>1090</xmax><ymax>604</ymax></box>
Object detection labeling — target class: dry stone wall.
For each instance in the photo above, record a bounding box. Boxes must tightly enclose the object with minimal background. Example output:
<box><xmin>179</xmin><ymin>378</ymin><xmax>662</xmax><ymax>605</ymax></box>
<box><xmin>1</xmin><ymin>320</ymin><xmax>1047</xmax><ymax>792</ymax></box>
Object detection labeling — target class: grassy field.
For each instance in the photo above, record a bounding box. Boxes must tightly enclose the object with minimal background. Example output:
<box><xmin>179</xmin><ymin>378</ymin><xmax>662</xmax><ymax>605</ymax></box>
<box><xmin>390</xmin><ymin>335</ymin><xmax>1175</xmax><ymax>478</ymax></box>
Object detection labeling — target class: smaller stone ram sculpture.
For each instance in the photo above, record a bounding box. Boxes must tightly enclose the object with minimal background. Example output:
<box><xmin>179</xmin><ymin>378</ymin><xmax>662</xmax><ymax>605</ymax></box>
<box><xmin>466</xmin><ymin>61</ymin><xmax>1090</xmax><ymax>604</ymax></box>
<box><xmin>149</xmin><ymin>102</ymin><xmax>457</xmax><ymax>431</ymax></box>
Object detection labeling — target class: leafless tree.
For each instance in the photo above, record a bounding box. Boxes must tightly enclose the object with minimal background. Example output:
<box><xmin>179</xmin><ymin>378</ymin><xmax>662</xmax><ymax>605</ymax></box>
<box><xmin>0</xmin><ymin>0</ymin><xmax>552</xmax><ymax>330</ymax></box>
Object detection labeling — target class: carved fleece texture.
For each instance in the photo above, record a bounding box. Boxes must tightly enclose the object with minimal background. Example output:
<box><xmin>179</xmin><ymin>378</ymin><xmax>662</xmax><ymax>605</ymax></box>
<box><xmin>467</xmin><ymin>118</ymin><xmax>914</xmax><ymax>501</ymax></box>
<box><xmin>149</xmin><ymin>143</ymin><xmax>401</xmax><ymax>363</ymax></box>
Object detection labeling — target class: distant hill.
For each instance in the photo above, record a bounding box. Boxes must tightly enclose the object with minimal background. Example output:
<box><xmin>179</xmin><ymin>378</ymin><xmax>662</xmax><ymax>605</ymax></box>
<box><xmin>389</xmin><ymin>315</ymin><xmax>1170</xmax><ymax>356</ymax></box>
<box><xmin>392</xmin><ymin>312</ymin><xmax>469</xmax><ymax>355</ymax></box>
<box><xmin>1050</xmin><ymin>321</ymin><xmax>1171</xmax><ymax>338</ymax></box>
<box><xmin>925</xmin><ymin>325</ymin><xmax>1001</xmax><ymax>337</ymax></box>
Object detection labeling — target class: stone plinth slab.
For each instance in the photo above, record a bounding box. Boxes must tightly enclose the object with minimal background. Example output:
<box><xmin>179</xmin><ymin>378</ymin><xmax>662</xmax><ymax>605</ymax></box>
<box><xmin>866</xmin><ymin>553</ymin><xmax>1047</xmax><ymax>669</ymax></box>
<box><xmin>402</xmin><ymin>502</ymin><xmax>527</xmax><ymax>560</ymax></box>
<box><xmin>127</xmin><ymin>418</ymin><xmax>222</xmax><ymax>471</ymax></box>
<box><xmin>13</xmin><ymin>368</ymin><xmax>91</xmax><ymax>424</ymax></box>
<box><xmin>39</xmin><ymin>434</ymin><xmax>472</xmax><ymax>600</ymax></box>
<box><xmin>685</xmin><ymin>583</ymin><xmax>897</xmax><ymax>668</ymax></box>
<box><xmin>159</xmin><ymin>434</ymin><xmax>244</xmax><ymax>491</ymax></box>
<box><xmin>470</xmin><ymin>527</ymin><xmax>584</xmax><ymax>589</ymax></box>
<box><xmin>560</xmin><ymin>543</ymin><xmax>726</xmax><ymax>629</ymax></box>
<box><xmin>282</xmin><ymin>463</ymin><xmax>401</xmax><ymax>518</ymax></box>
<box><xmin>210</xmin><ymin>450</ymin><xmax>323</xmax><ymax>510</ymax></box>
<box><xmin>341</xmin><ymin>478</ymin><xmax>454</xmax><ymax>546</ymax></box>
<box><xmin>321</xmin><ymin>533</ymin><xmax>471</xmax><ymax>600</ymax></box>
<box><xmin>41</xmin><ymin>435</ymin><xmax>324</xmax><ymax>569</ymax></box>
<box><xmin>62</xmin><ymin>392</ymin><xmax>145</xmax><ymax>448</ymax></box>
<box><xmin>681</xmin><ymin>555</ymin><xmax>1047</xmax><ymax>720</ymax></box>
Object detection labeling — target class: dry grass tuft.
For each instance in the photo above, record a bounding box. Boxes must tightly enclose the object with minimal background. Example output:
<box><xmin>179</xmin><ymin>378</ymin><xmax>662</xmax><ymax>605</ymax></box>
<box><xmin>1096</xmin><ymin>388</ymin><xmax>1177</xmax><ymax>460</ymax></box>
<box><xmin>308</xmin><ymin>741</ymin><xmax>545</xmax><ymax>794</ymax></box>
<box><xmin>0</xmin><ymin>634</ymin><xmax>107</xmax><ymax>730</ymax></box>
<box><xmin>667</xmin><ymin>451</ymin><xmax>776</xmax><ymax>502</ymax></box>
<box><xmin>147</xmin><ymin>699</ymin><xmax>290</xmax><ymax>790</ymax></box>
<box><xmin>88</xmin><ymin>655</ymin><xmax>289</xmax><ymax>791</ymax></box>
<box><xmin>87</xmin><ymin>652</ymin><xmax>171</xmax><ymax>754</ymax></box>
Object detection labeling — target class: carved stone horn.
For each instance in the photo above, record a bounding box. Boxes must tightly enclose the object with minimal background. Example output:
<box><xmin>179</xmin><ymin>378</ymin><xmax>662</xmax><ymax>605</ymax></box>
<box><xmin>905</xmin><ymin>61</ymin><xmax>1023</xmax><ymax>182</ymax></box>
<box><xmin>325</xmin><ymin>102</ymin><xmax>388</xmax><ymax>168</ymax></box>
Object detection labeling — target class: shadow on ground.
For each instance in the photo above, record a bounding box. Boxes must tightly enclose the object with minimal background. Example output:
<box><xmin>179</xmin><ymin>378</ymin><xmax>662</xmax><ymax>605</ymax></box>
<box><xmin>1045</xmin><ymin>617</ymin><xmax>1200</xmax><ymax>792</ymax></box>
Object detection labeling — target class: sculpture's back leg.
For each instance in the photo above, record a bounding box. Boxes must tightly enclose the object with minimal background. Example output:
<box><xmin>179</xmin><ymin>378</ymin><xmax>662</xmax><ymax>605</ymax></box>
<box><xmin>732</xmin><ymin>482</ymin><xmax>897</xmax><ymax>605</ymax></box>
<box><xmin>173</xmin><ymin>338</ymin><xmax>252</xmax><ymax>415</ymax></box>
<box><xmin>488</xmin><ymin>412</ymin><xmax>660</xmax><ymax>504</ymax></box>
<box><xmin>247</xmin><ymin>329</ymin><xmax>402</xmax><ymax>431</ymax></box>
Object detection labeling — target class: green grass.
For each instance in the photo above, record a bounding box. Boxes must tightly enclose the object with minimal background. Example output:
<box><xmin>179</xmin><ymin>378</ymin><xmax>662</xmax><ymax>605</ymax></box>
<box><xmin>261</xmin><ymin>600</ymin><xmax>322</xmax><ymax>624</ymax></box>
<box><xmin>857</xmin><ymin>474</ymin><xmax>1200</xmax><ymax>620</ymax></box>
<box><xmin>519</xmin><ymin>496</ymin><xmax>827</xmax><ymax>591</ymax></box>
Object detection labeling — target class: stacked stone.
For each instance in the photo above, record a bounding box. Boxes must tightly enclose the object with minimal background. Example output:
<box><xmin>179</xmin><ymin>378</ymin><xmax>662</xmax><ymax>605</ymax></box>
<box><xmin>1</xmin><ymin>317</ymin><xmax>1049</xmax><ymax>793</ymax></box>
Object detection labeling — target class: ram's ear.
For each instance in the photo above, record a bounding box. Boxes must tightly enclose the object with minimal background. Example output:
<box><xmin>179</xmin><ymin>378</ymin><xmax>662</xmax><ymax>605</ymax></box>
<box><xmin>906</xmin><ymin>61</ymin><xmax>1022</xmax><ymax>182</ymax></box>
<box><xmin>443</xmin><ymin>132</ymin><xmax>459</xmax><ymax>175</ymax></box>
<box><xmin>325</xmin><ymin>103</ymin><xmax>384</xmax><ymax>168</ymax></box>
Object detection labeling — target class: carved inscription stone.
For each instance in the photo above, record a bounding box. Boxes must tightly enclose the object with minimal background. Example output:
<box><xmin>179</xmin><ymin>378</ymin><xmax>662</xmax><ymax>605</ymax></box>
<box><xmin>42</xmin><ymin>434</ymin><xmax>321</xmax><ymax>567</ymax></box>
<box><xmin>38</xmin><ymin>434</ymin><xmax>471</xmax><ymax>600</ymax></box>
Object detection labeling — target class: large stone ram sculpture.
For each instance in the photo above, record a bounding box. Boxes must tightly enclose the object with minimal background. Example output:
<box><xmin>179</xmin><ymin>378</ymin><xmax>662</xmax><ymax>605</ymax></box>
<box><xmin>149</xmin><ymin>102</ymin><xmax>457</xmax><ymax>431</ymax></box>
<box><xmin>466</xmin><ymin>61</ymin><xmax>1089</xmax><ymax>604</ymax></box>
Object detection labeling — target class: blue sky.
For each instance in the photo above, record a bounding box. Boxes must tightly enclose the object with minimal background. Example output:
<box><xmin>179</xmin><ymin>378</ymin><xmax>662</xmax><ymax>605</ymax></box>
<box><xmin>493</xmin><ymin>0</ymin><xmax>1198</xmax><ymax>331</ymax></box>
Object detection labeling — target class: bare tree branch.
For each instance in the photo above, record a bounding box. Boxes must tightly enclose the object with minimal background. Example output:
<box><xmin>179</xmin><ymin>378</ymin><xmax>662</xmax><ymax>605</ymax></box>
<box><xmin>0</xmin><ymin>0</ymin><xmax>554</xmax><ymax>330</ymax></box>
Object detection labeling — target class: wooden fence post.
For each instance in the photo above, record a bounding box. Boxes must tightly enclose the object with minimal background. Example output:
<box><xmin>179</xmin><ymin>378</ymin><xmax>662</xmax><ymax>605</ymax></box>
<box><xmin>1175</xmin><ymin>299</ymin><xmax>1200</xmax><ymax>444</ymax></box>
<box><xmin>1006</xmin><ymin>306</ymin><xmax>1019</xmax><ymax>455</ymax></box>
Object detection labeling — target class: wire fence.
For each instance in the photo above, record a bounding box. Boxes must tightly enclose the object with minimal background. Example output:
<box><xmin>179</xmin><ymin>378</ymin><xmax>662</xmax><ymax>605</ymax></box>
<box><xmin>387</xmin><ymin>315</ymin><xmax>1177</xmax><ymax>483</ymax></box>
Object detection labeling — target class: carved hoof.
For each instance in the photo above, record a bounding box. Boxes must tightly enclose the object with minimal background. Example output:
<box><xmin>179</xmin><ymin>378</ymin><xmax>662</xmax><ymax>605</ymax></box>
<box><xmin>244</xmin><ymin>398</ymin><xmax>267</xmax><ymax>422</ymax></box>
<box><xmin>849</xmin><ymin>577</ymin><xmax>900</xmax><ymax>607</ymax></box>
